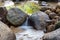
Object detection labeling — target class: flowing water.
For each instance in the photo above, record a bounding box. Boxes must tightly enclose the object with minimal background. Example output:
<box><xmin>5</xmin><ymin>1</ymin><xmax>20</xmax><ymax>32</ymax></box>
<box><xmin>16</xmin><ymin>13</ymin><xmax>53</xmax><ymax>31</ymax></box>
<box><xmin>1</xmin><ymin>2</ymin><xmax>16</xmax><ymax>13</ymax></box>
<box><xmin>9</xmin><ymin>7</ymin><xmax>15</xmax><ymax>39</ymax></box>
<box><xmin>1</xmin><ymin>1</ymin><xmax>57</xmax><ymax>40</ymax></box>
<box><xmin>16</xmin><ymin>29</ymin><xmax>44</xmax><ymax>40</ymax></box>
<box><xmin>0</xmin><ymin>1</ymin><xmax>57</xmax><ymax>40</ymax></box>
<box><xmin>14</xmin><ymin>17</ymin><xmax>44</xmax><ymax>40</ymax></box>
<box><xmin>3</xmin><ymin>1</ymin><xmax>44</xmax><ymax>40</ymax></box>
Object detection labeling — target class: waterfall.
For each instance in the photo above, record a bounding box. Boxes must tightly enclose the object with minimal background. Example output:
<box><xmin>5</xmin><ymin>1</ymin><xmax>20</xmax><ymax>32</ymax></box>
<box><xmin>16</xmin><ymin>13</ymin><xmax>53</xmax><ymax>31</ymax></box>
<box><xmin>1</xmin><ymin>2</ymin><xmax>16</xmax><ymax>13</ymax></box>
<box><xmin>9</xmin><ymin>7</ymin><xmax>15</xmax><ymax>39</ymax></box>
<box><xmin>16</xmin><ymin>17</ymin><xmax>44</xmax><ymax>40</ymax></box>
<box><xmin>20</xmin><ymin>17</ymin><xmax>33</xmax><ymax>30</ymax></box>
<box><xmin>22</xmin><ymin>17</ymin><xmax>28</xmax><ymax>26</ymax></box>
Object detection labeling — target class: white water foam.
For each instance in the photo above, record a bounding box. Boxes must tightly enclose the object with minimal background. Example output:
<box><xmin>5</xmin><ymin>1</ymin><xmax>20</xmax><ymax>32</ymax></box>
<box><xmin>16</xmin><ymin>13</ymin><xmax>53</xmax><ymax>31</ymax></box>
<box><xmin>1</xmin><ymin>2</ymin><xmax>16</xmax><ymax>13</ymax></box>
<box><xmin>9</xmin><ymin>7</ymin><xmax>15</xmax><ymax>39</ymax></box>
<box><xmin>16</xmin><ymin>29</ymin><xmax>44</xmax><ymax>40</ymax></box>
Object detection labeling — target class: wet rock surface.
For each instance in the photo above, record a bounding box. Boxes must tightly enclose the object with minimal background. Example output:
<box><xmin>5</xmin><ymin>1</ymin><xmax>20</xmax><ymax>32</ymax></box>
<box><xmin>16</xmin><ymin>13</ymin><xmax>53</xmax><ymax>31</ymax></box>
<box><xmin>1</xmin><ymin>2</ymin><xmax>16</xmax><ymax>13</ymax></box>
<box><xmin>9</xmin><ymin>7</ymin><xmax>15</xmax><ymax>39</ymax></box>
<box><xmin>43</xmin><ymin>28</ymin><xmax>60</xmax><ymax>40</ymax></box>
<box><xmin>0</xmin><ymin>21</ymin><xmax>16</xmax><ymax>40</ymax></box>
<box><xmin>7</xmin><ymin>8</ymin><xmax>28</xmax><ymax>26</ymax></box>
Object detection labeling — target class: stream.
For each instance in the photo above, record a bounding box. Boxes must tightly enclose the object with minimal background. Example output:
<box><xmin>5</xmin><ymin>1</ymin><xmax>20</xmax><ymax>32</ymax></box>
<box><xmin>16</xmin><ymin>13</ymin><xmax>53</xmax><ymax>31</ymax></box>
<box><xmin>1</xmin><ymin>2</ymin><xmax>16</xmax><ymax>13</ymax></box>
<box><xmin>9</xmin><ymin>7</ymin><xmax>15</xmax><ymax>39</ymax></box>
<box><xmin>15</xmin><ymin>17</ymin><xmax>44</xmax><ymax>40</ymax></box>
<box><xmin>3</xmin><ymin>1</ymin><xmax>45</xmax><ymax>40</ymax></box>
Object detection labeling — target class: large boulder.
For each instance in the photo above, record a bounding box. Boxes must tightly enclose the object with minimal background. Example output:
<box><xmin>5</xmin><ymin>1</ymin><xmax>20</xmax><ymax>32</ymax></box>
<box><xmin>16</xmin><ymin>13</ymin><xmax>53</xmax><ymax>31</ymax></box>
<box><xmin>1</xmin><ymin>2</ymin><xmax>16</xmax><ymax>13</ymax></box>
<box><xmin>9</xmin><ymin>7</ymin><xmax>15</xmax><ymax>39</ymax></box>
<box><xmin>43</xmin><ymin>28</ymin><xmax>60</xmax><ymax>40</ymax></box>
<box><xmin>0</xmin><ymin>21</ymin><xmax>16</xmax><ymax>40</ymax></box>
<box><xmin>6</xmin><ymin>8</ymin><xmax>28</xmax><ymax>26</ymax></box>
<box><xmin>28</xmin><ymin>11</ymin><xmax>50</xmax><ymax>31</ymax></box>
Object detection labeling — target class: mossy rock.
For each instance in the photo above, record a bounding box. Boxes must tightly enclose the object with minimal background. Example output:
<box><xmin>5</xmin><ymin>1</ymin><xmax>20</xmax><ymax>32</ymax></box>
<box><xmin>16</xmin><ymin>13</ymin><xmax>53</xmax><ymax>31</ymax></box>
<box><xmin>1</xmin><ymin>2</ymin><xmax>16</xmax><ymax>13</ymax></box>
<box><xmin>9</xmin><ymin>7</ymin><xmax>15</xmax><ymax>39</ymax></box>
<box><xmin>6</xmin><ymin>8</ymin><xmax>28</xmax><ymax>26</ymax></box>
<box><xmin>55</xmin><ymin>21</ymin><xmax>60</xmax><ymax>30</ymax></box>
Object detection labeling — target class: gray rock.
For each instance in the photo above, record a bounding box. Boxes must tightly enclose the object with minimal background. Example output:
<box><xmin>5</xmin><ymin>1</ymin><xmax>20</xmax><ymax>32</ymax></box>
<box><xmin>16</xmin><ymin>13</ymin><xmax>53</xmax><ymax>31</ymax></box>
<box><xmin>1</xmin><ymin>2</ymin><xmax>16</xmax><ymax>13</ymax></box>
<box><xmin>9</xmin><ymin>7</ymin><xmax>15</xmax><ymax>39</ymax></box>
<box><xmin>0</xmin><ymin>21</ymin><xmax>16</xmax><ymax>40</ymax></box>
<box><xmin>28</xmin><ymin>11</ymin><xmax>50</xmax><ymax>31</ymax></box>
<box><xmin>43</xmin><ymin>28</ymin><xmax>60</xmax><ymax>40</ymax></box>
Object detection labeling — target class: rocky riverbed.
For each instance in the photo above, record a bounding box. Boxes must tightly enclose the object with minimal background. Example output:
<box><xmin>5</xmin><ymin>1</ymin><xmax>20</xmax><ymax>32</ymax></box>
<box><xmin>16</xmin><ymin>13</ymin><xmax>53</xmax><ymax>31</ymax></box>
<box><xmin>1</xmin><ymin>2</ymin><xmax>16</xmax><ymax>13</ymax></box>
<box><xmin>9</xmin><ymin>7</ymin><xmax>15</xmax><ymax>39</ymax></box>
<box><xmin>2</xmin><ymin>0</ymin><xmax>59</xmax><ymax>40</ymax></box>
<box><xmin>10</xmin><ymin>17</ymin><xmax>45</xmax><ymax>40</ymax></box>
